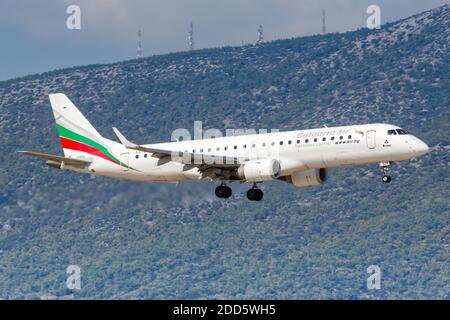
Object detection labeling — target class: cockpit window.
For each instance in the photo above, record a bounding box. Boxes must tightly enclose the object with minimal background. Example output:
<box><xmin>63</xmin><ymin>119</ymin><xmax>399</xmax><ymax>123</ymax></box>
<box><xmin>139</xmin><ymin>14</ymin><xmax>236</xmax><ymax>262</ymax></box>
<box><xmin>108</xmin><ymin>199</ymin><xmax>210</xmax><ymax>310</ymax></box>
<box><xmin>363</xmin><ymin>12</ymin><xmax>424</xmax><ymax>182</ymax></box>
<box><xmin>396</xmin><ymin>129</ymin><xmax>409</xmax><ymax>135</ymax></box>
<box><xmin>387</xmin><ymin>129</ymin><xmax>397</xmax><ymax>135</ymax></box>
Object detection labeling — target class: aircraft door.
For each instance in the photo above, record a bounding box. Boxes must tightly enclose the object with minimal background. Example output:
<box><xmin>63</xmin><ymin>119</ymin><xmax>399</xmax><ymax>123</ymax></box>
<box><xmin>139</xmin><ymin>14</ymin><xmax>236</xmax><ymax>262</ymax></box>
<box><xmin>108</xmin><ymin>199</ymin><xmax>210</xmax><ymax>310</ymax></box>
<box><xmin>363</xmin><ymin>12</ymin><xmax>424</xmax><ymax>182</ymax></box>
<box><xmin>120</xmin><ymin>152</ymin><xmax>130</xmax><ymax>171</ymax></box>
<box><xmin>366</xmin><ymin>130</ymin><xmax>376</xmax><ymax>149</ymax></box>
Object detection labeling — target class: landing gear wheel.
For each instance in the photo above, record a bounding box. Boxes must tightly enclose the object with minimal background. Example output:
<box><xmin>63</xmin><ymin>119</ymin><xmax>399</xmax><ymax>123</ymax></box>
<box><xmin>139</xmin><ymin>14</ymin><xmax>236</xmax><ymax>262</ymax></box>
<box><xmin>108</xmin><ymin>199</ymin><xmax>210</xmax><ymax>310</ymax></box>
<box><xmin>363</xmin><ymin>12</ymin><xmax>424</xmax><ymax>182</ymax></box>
<box><xmin>247</xmin><ymin>187</ymin><xmax>263</xmax><ymax>201</ymax></box>
<box><xmin>379</xmin><ymin>161</ymin><xmax>392</xmax><ymax>184</ymax></box>
<box><xmin>223</xmin><ymin>186</ymin><xmax>232</xmax><ymax>198</ymax></box>
<box><xmin>215</xmin><ymin>184</ymin><xmax>232</xmax><ymax>198</ymax></box>
<box><xmin>255</xmin><ymin>189</ymin><xmax>263</xmax><ymax>201</ymax></box>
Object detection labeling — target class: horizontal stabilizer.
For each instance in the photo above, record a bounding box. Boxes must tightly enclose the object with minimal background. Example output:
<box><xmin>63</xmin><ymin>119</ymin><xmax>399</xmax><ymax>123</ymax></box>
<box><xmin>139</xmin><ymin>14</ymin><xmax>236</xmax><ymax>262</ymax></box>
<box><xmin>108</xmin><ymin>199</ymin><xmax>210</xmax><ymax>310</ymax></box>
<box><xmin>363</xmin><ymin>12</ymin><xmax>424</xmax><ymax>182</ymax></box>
<box><xmin>18</xmin><ymin>151</ymin><xmax>91</xmax><ymax>166</ymax></box>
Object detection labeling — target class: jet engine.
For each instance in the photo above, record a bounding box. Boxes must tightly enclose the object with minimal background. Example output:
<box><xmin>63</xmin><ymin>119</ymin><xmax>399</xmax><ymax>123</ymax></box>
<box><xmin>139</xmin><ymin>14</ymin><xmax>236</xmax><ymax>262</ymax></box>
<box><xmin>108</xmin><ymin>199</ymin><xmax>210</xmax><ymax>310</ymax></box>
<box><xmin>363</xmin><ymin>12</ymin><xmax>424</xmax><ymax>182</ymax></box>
<box><xmin>280</xmin><ymin>168</ymin><xmax>327</xmax><ymax>187</ymax></box>
<box><xmin>237</xmin><ymin>159</ymin><xmax>281</xmax><ymax>182</ymax></box>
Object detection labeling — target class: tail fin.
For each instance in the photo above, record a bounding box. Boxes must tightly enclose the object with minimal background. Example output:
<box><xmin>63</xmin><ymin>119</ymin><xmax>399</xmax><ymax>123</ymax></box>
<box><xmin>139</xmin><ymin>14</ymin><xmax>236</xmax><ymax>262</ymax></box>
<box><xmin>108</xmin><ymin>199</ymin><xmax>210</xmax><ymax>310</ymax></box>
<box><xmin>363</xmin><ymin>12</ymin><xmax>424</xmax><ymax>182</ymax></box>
<box><xmin>49</xmin><ymin>93</ymin><xmax>105</xmax><ymax>157</ymax></box>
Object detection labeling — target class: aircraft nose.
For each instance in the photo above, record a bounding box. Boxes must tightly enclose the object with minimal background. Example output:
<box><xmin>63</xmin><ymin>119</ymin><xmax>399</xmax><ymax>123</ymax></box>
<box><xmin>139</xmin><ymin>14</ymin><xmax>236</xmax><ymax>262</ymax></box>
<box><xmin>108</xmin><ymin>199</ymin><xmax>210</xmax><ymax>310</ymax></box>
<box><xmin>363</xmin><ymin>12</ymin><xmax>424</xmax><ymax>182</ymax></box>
<box><xmin>414</xmin><ymin>139</ymin><xmax>430</xmax><ymax>156</ymax></box>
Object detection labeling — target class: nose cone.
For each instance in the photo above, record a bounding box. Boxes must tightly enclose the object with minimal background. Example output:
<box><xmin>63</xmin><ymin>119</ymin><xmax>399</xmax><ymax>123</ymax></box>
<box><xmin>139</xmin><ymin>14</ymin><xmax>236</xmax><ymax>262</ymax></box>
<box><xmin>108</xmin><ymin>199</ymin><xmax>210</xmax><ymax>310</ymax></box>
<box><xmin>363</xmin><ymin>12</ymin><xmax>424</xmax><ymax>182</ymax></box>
<box><xmin>414</xmin><ymin>139</ymin><xmax>430</xmax><ymax>157</ymax></box>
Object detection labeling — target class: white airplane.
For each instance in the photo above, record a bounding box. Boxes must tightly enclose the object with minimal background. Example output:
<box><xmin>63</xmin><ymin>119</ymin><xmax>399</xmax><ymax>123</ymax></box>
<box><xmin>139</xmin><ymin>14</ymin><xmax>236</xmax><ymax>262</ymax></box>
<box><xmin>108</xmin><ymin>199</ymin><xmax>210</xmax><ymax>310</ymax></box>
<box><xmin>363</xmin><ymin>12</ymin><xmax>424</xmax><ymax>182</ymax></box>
<box><xmin>19</xmin><ymin>94</ymin><xmax>430</xmax><ymax>201</ymax></box>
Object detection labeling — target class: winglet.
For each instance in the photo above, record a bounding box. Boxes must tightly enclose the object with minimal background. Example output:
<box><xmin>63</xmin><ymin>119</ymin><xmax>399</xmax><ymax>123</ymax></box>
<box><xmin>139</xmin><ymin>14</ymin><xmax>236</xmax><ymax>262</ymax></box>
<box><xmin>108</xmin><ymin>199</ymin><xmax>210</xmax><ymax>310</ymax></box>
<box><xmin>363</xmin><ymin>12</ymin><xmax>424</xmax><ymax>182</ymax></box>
<box><xmin>112</xmin><ymin>127</ymin><xmax>138</xmax><ymax>149</ymax></box>
<box><xmin>112</xmin><ymin>127</ymin><xmax>153</xmax><ymax>153</ymax></box>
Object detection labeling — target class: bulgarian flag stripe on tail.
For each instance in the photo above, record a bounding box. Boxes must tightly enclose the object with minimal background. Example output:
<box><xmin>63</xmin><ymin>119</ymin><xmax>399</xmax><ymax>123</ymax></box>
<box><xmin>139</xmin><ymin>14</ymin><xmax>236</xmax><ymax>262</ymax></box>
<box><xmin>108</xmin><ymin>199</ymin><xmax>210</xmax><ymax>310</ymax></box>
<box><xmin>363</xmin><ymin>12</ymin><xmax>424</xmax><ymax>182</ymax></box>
<box><xmin>56</xmin><ymin>124</ymin><xmax>124</xmax><ymax>166</ymax></box>
<box><xmin>59</xmin><ymin>137</ymin><xmax>120</xmax><ymax>165</ymax></box>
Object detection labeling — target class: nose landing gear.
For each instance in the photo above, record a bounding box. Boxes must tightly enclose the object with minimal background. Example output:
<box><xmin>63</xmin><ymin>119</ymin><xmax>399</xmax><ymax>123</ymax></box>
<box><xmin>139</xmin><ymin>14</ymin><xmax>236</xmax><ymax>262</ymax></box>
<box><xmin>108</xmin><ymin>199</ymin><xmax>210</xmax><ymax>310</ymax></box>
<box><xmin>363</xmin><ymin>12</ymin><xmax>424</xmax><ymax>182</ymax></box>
<box><xmin>215</xmin><ymin>183</ymin><xmax>232</xmax><ymax>199</ymax></box>
<box><xmin>246</xmin><ymin>184</ymin><xmax>263</xmax><ymax>201</ymax></box>
<box><xmin>380</xmin><ymin>161</ymin><xmax>392</xmax><ymax>183</ymax></box>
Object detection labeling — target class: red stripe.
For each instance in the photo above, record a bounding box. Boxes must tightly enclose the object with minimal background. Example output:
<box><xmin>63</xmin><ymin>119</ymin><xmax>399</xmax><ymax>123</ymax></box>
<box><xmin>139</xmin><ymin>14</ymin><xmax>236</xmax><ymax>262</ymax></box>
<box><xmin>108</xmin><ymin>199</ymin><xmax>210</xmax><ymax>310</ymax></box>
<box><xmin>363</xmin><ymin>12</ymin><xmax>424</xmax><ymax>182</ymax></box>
<box><xmin>60</xmin><ymin>137</ymin><xmax>119</xmax><ymax>165</ymax></box>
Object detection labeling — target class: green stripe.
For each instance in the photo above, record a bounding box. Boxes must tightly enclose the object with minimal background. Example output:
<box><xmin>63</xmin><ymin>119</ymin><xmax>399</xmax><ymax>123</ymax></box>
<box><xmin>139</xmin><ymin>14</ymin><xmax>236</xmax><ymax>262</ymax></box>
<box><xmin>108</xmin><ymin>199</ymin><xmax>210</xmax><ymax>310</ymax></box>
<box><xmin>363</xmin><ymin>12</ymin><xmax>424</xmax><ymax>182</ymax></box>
<box><xmin>56</xmin><ymin>124</ymin><xmax>121</xmax><ymax>164</ymax></box>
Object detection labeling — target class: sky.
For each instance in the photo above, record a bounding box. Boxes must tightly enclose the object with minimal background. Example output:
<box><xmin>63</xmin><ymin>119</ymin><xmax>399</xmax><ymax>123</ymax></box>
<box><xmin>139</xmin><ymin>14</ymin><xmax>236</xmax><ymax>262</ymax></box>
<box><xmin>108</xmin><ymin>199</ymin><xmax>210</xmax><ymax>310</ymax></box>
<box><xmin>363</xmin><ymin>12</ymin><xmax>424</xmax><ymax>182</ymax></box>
<box><xmin>0</xmin><ymin>0</ymin><xmax>448</xmax><ymax>81</ymax></box>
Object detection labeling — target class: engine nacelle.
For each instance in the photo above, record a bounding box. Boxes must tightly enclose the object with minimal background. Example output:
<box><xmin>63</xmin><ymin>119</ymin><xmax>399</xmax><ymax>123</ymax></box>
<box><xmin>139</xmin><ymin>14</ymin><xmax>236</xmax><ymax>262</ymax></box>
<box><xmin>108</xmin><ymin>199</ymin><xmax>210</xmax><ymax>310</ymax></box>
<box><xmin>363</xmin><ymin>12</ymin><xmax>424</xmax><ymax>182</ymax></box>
<box><xmin>237</xmin><ymin>159</ymin><xmax>281</xmax><ymax>182</ymax></box>
<box><xmin>281</xmin><ymin>168</ymin><xmax>327</xmax><ymax>187</ymax></box>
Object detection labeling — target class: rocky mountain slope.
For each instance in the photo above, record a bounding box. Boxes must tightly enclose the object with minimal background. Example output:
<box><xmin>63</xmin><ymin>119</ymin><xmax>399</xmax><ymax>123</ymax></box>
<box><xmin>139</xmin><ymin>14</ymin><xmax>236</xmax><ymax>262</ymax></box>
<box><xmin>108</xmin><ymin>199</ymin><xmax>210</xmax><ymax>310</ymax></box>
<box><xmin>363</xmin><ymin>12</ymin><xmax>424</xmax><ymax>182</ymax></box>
<box><xmin>0</xmin><ymin>5</ymin><xmax>448</xmax><ymax>299</ymax></box>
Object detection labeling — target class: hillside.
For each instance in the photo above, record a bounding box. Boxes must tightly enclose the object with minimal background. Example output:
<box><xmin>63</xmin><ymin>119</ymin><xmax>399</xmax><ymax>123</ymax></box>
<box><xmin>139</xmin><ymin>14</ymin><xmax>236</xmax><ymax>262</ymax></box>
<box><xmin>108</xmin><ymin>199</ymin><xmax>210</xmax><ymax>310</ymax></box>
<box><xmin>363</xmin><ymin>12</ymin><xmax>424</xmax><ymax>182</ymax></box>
<box><xmin>0</xmin><ymin>5</ymin><xmax>449</xmax><ymax>299</ymax></box>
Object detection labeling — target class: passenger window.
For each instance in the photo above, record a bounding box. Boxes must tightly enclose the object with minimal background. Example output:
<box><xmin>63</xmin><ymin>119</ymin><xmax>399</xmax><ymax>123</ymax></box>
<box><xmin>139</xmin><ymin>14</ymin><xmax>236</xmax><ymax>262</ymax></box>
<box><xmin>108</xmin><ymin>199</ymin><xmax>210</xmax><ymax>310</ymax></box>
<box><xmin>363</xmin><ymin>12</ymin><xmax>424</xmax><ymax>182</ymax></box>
<box><xmin>280</xmin><ymin>141</ymin><xmax>283</xmax><ymax>145</ymax></box>
<box><xmin>348</xmin><ymin>135</ymin><xmax>352</xmax><ymax>139</ymax></box>
<box><xmin>144</xmin><ymin>154</ymin><xmax>148</xmax><ymax>158</ymax></box>
<box><xmin>243</xmin><ymin>144</ymin><xmax>247</xmax><ymax>149</ymax></box>
<box><xmin>135</xmin><ymin>154</ymin><xmax>139</xmax><ymax>159</ymax></box>
<box><xmin>262</xmin><ymin>143</ymin><xmax>266</xmax><ymax>147</ymax></box>
<box><xmin>193</xmin><ymin>149</ymin><xmax>196</xmax><ymax>153</ymax></box>
<box><xmin>234</xmin><ymin>146</ymin><xmax>237</xmax><ymax>150</ymax></box>
<box><xmin>331</xmin><ymin>137</ymin><xmax>335</xmax><ymax>141</ymax></box>
<box><xmin>288</xmin><ymin>140</ymin><xmax>292</xmax><ymax>145</ymax></box>
<box><xmin>296</xmin><ymin>140</ymin><xmax>300</xmax><ymax>144</ymax></box>
<box><xmin>339</xmin><ymin>136</ymin><xmax>343</xmax><ymax>140</ymax></box>
<box><xmin>314</xmin><ymin>138</ymin><xmax>317</xmax><ymax>142</ymax></box>
<box><xmin>216</xmin><ymin>147</ymin><xmax>220</xmax><ymax>151</ymax></box>
<box><xmin>252</xmin><ymin>144</ymin><xmax>256</xmax><ymax>148</ymax></box>
<box><xmin>224</xmin><ymin>146</ymin><xmax>228</xmax><ymax>151</ymax></box>
<box><xmin>271</xmin><ymin>142</ymin><xmax>275</xmax><ymax>146</ymax></box>
<box><xmin>322</xmin><ymin>137</ymin><xmax>326</xmax><ymax>142</ymax></box>
<box><xmin>200</xmin><ymin>149</ymin><xmax>203</xmax><ymax>152</ymax></box>
<box><xmin>305</xmin><ymin>139</ymin><xmax>309</xmax><ymax>143</ymax></box>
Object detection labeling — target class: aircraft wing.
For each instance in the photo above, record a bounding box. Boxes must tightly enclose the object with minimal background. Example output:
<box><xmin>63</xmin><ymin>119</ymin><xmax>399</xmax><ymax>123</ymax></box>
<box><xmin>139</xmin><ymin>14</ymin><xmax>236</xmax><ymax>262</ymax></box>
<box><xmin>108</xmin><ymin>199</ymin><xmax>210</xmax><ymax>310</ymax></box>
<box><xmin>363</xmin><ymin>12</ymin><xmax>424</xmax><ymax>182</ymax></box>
<box><xmin>112</xmin><ymin>127</ymin><xmax>244</xmax><ymax>167</ymax></box>
<box><xmin>18</xmin><ymin>151</ymin><xmax>91</xmax><ymax>166</ymax></box>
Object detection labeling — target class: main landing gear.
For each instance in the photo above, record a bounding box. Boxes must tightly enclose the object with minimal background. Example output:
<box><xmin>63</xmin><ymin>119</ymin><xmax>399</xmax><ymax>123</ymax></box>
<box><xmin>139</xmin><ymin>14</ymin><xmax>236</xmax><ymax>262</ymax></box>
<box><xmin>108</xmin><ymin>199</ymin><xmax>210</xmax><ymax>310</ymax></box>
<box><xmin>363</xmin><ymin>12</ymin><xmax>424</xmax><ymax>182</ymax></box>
<box><xmin>215</xmin><ymin>183</ymin><xmax>264</xmax><ymax>201</ymax></box>
<box><xmin>380</xmin><ymin>161</ymin><xmax>392</xmax><ymax>183</ymax></box>
<box><xmin>215</xmin><ymin>183</ymin><xmax>232</xmax><ymax>199</ymax></box>
<box><xmin>246</xmin><ymin>184</ymin><xmax>263</xmax><ymax>201</ymax></box>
